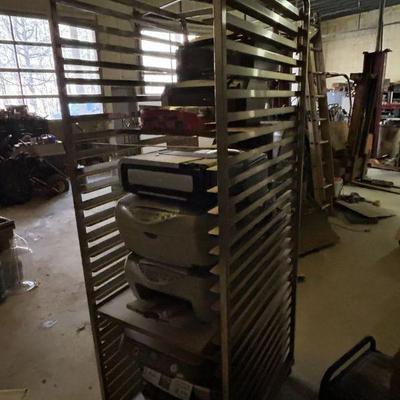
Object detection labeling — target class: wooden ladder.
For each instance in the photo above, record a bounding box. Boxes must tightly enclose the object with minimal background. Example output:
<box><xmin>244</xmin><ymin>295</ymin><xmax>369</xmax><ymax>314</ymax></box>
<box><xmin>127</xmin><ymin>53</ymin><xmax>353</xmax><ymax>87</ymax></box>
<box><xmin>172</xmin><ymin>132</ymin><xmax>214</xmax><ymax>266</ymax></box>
<box><xmin>306</xmin><ymin>24</ymin><xmax>335</xmax><ymax>212</ymax></box>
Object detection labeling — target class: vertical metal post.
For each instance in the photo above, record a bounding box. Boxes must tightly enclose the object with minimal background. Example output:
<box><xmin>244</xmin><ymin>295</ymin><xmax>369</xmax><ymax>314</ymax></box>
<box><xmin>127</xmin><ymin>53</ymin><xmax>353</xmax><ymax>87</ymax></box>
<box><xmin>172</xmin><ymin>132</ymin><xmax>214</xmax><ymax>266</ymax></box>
<box><xmin>289</xmin><ymin>0</ymin><xmax>310</xmax><ymax>362</ymax></box>
<box><xmin>48</xmin><ymin>2</ymin><xmax>107</xmax><ymax>398</ymax></box>
<box><xmin>213</xmin><ymin>1</ymin><xmax>230</xmax><ymax>398</ymax></box>
<box><xmin>376</xmin><ymin>0</ymin><xmax>386</xmax><ymax>52</ymax></box>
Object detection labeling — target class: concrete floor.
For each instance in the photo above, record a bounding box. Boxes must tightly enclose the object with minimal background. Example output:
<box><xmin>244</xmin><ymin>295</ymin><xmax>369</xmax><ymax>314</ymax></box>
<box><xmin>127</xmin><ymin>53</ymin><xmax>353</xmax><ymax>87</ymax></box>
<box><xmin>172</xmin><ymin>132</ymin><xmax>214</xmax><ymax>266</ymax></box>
<box><xmin>295</xmin><ymin>169</ymin><xmax>400</xmax><ymax>393</ymax></box>
<box><xmin>0</xmin><ymin>168</ymin><xmax>399</xmax><ymax>399</ymax></box>
<box><xmin>0</xmin><ymin>193</ymin><xmax>100</xmax><ymax>399</ymax></box>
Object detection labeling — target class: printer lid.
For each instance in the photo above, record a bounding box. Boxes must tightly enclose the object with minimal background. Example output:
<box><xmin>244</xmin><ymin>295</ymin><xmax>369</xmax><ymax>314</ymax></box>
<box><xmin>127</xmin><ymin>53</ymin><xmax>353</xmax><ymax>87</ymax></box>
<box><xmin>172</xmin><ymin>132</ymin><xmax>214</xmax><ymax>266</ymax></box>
<box><xmin>119</xmin><ymin>149</ymin><xmax>221</xmax><ymax>170</ymax></box>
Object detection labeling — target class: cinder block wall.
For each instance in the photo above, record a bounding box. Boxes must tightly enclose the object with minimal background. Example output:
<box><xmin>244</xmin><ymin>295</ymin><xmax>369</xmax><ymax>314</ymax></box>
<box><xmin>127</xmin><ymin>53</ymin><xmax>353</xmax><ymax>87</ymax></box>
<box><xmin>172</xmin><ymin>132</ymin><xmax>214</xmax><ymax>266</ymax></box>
<box><xmin>321</xmin><ymin>5</ymin><xmax>400</xmax><ymax>86</ymax></box>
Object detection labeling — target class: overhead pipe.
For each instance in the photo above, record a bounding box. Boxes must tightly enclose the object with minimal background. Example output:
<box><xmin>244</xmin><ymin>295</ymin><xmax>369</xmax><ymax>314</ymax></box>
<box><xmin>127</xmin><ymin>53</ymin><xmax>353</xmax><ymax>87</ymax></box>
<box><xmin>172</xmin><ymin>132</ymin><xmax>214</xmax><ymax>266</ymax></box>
<box><xmin>376</xmin><ymin>0</ymin><xmax>387</xmax><ymax>51</ymax></box>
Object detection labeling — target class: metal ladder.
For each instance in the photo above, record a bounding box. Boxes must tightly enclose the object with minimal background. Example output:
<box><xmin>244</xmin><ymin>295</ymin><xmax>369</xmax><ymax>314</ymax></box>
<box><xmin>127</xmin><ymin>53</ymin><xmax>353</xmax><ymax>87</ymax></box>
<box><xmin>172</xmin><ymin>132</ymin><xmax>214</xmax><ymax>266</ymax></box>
<box><xmin>306</xmin><ymin>23</ymin><xmax>335</xmax><ymax>211</ymax></box>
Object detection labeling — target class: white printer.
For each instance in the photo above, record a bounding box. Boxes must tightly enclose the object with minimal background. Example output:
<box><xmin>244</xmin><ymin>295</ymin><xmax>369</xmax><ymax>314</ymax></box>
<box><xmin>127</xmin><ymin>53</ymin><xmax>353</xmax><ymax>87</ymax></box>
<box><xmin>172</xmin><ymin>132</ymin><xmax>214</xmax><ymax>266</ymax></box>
<box><xmin>116</xmin><ymin>150</ymin><xmax>220</xmax><ymax>323</ymax></box>
<box><xmin>116</xmin><ymin>193</ymin><xmax>217</xmax><ymax>269</ymax></box>
<box><xmin>119</xmin><ymin>150</ymin><xmax>219</xmax><ymax>205</ymax></box>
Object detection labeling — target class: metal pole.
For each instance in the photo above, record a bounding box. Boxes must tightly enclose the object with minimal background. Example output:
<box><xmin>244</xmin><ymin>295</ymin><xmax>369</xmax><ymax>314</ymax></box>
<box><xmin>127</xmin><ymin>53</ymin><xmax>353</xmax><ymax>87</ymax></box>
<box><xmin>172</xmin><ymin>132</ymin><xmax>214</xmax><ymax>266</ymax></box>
<box><xmin>213</xmin><ymin>1</ymin><xmax>231</xmax><ymax>398</ymax></box>
<box><xmin>376</xmin><ymin>0</ymin><xmax>386</xmax><ymax>52</ymax></box>
<box><xmin>289</xmin><ymin>0</ymin><xmax>310</xmax><ymax>363</ymax></box>
<box><xmin>49</xmin><ymin>2</ymin><xmax>108</xmax><ymax>398</ymax></box>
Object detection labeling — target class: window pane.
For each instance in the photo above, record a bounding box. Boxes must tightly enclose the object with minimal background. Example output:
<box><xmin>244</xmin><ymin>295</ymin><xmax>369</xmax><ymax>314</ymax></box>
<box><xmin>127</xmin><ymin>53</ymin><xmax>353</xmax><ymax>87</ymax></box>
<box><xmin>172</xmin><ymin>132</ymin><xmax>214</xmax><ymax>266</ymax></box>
<box><xmin>62</xmin><ymin>47</ymin><xmax>97</xmax><ymax>61</ymax></box>
<box><xmin>143</xmin><ymin>74</ymin><xmax>175</xmax><ymax>95</ymax></box>
<box><xmin>141</xmin><ymin>30</ymin><xmax>170</xmax><ymax>41</ymax></box>
<box><xmin>143</xmin><ymin>73</ymin><xmax>174</xmax><ymax>83</ymax></box>
<box><xmin>170</xmin><ymin>33</ymin><xmax>185</xmax><ymax>44</ymax></box>
<box><xmin>142</xmin><ymin>55</ymin><xmax>175</xmax><ymax>69</ymax></box>
<box><xmin>0</xmin><ymin>72</ymin><xmax>22</xmax><ymax>95</ymax></box>
<box><xmin>20</xmin><ymin>72</ymin><xmax>58</xmax><ymax>95</ymax></box>
<box><xmin>16</xmin><ymin>45</ymin><xmax>54</xmax><ymax>69</ymax></box>
<box><xmin>11</xmin><ymin>16</ymin><xmax>51</xmax><ymax>43</ymax></box>
<box><xmin>59</xmin><ymin>24</ymin><xmax>96</xmax><ymax>43</ymax></box>
<box><xmin>141</xmin><ymin>39</ymin><xmax>177</xmax><ymax>53</ymax></box>
<box><xmin>65</xmin><ymin>72</ymin><xmax>99</xmax><ymax>79</ymax></box>
<box><xmin>0</xmin><ymin>15</ymin><xmax>12</xmax><ymax>40</ymax></box>
<box><xmin>64</xmin><ymin>65</ymin><xmax>99</xmax><ymax>72</ymax></box>
<box><xmin>0</xmin><ymin>44</ymin><xmax>17</xmax><ymax>68</ymax></box>
<box><xmin>145</xmin><ymin>86</ymin><xmax>165</xmax><ymax>95</ymax></box>
<box><xmin>142</xmin><ymin>29</ymin><xmax>178</xmax><ymax>96</ymax></box>
<box><xmin>67</xmin><ymin>84</ymin><xmax>101</xmax><ymax>95</ymax></box>
<box><xmin>25</xmin><ymin>97</ymin><xmax>61</xmax><ymax>119</ymax></box>
<box><xmin>69</xmin><ymin>103</ymin><xmax>103</xmax><ymax>116</ymax></box>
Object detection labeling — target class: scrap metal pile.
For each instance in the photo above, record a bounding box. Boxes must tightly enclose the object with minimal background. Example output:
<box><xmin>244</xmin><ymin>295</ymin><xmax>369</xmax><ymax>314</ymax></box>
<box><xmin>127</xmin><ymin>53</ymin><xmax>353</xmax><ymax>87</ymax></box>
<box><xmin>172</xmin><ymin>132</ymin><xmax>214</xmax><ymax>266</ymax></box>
<box><xmin>0</xmin><ymin>105</ymin><xmax>68</xmax><ymax>206</ymax></box>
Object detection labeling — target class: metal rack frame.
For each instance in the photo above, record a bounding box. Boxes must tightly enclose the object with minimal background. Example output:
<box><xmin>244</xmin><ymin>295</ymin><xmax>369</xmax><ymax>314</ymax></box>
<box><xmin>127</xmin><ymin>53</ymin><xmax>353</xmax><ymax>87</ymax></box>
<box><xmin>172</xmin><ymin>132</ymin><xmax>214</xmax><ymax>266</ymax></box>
<box><xmin>213</xmin><ymin>1</ymin><xmax>310</xmax><ymax>398</ymax></box>
<box><xmin>49</xmin><ymin>0</ymin><xmax>310</xmax><ymax>399</ymax></box>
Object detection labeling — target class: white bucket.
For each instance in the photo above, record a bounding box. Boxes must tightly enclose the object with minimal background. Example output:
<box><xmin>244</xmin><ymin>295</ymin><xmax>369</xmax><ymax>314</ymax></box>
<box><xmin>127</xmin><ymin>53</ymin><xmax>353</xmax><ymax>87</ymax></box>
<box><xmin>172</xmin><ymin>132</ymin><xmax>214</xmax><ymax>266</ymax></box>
<box><xmin>334</xmin><ymin>177</ymin><xmax>344</xmax><ymax>198</ymax></box>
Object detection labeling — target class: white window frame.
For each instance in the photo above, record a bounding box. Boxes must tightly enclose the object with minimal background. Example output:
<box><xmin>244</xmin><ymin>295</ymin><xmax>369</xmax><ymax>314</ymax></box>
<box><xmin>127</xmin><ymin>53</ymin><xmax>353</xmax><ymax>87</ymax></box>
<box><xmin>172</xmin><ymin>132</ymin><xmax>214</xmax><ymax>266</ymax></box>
<box><xmin>0</xmin><ymin>13</ymin><xmax>102</xmax><ymax>120</ymax></box>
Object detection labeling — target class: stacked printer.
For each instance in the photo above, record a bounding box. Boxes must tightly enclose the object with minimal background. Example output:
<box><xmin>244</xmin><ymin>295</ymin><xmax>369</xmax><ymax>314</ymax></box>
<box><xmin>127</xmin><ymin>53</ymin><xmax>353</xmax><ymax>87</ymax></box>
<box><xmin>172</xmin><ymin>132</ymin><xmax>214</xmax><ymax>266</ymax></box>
<box><xmin>116</xmin><ymin>150</ymin><xmax>220</xmax><ymax>400</ymax></box>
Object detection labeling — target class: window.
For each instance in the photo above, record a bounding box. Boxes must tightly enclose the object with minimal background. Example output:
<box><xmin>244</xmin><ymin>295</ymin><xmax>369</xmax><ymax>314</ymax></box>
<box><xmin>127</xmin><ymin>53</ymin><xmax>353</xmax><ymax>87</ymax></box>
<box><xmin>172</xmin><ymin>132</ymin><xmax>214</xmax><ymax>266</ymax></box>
<box><xmin>0</xmin><ymin>15</ymin><xmax>102</xmax><ymax>119</ymax></box>
<box><xmin>140</xmin><ymin>30</ymin><xmax>196</xmax><ymax>97</ymax></box>
<box><xmin>60</xmin><ymin>24</ymin><xmax>103</xmax><ymax>117</ymax></box>
<box><xmin>141</xmin><ymin>30</ymin><xmax>179</xmax><ymax>97</ymax></box>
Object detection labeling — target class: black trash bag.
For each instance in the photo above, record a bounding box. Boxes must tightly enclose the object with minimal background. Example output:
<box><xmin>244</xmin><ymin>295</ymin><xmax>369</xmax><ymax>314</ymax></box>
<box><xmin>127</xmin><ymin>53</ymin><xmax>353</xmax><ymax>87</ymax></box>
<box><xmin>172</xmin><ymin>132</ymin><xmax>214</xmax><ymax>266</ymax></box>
<box><xmin>0</xmin><ymin>157</ymin><xmax>33</xmax><ymax>206</ymax></box>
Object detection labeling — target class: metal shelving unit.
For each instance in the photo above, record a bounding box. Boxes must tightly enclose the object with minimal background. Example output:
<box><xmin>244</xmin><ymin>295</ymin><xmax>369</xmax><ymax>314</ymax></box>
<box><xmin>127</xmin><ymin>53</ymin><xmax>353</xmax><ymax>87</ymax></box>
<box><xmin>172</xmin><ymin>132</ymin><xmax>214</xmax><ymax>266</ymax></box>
<box><xmin>49</xmin><ymin>0</ymin><xmax>310</xmax><ymax>399</ymax></box>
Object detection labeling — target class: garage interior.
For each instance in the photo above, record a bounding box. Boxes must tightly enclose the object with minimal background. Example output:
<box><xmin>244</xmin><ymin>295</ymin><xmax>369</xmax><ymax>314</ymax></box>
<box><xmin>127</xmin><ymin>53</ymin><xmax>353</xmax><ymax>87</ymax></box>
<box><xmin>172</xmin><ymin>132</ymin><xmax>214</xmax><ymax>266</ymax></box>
<box><xmin>0</xmin><ymin>1</ymin><xmax>399</xmax><ymax>400</ymax></box>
